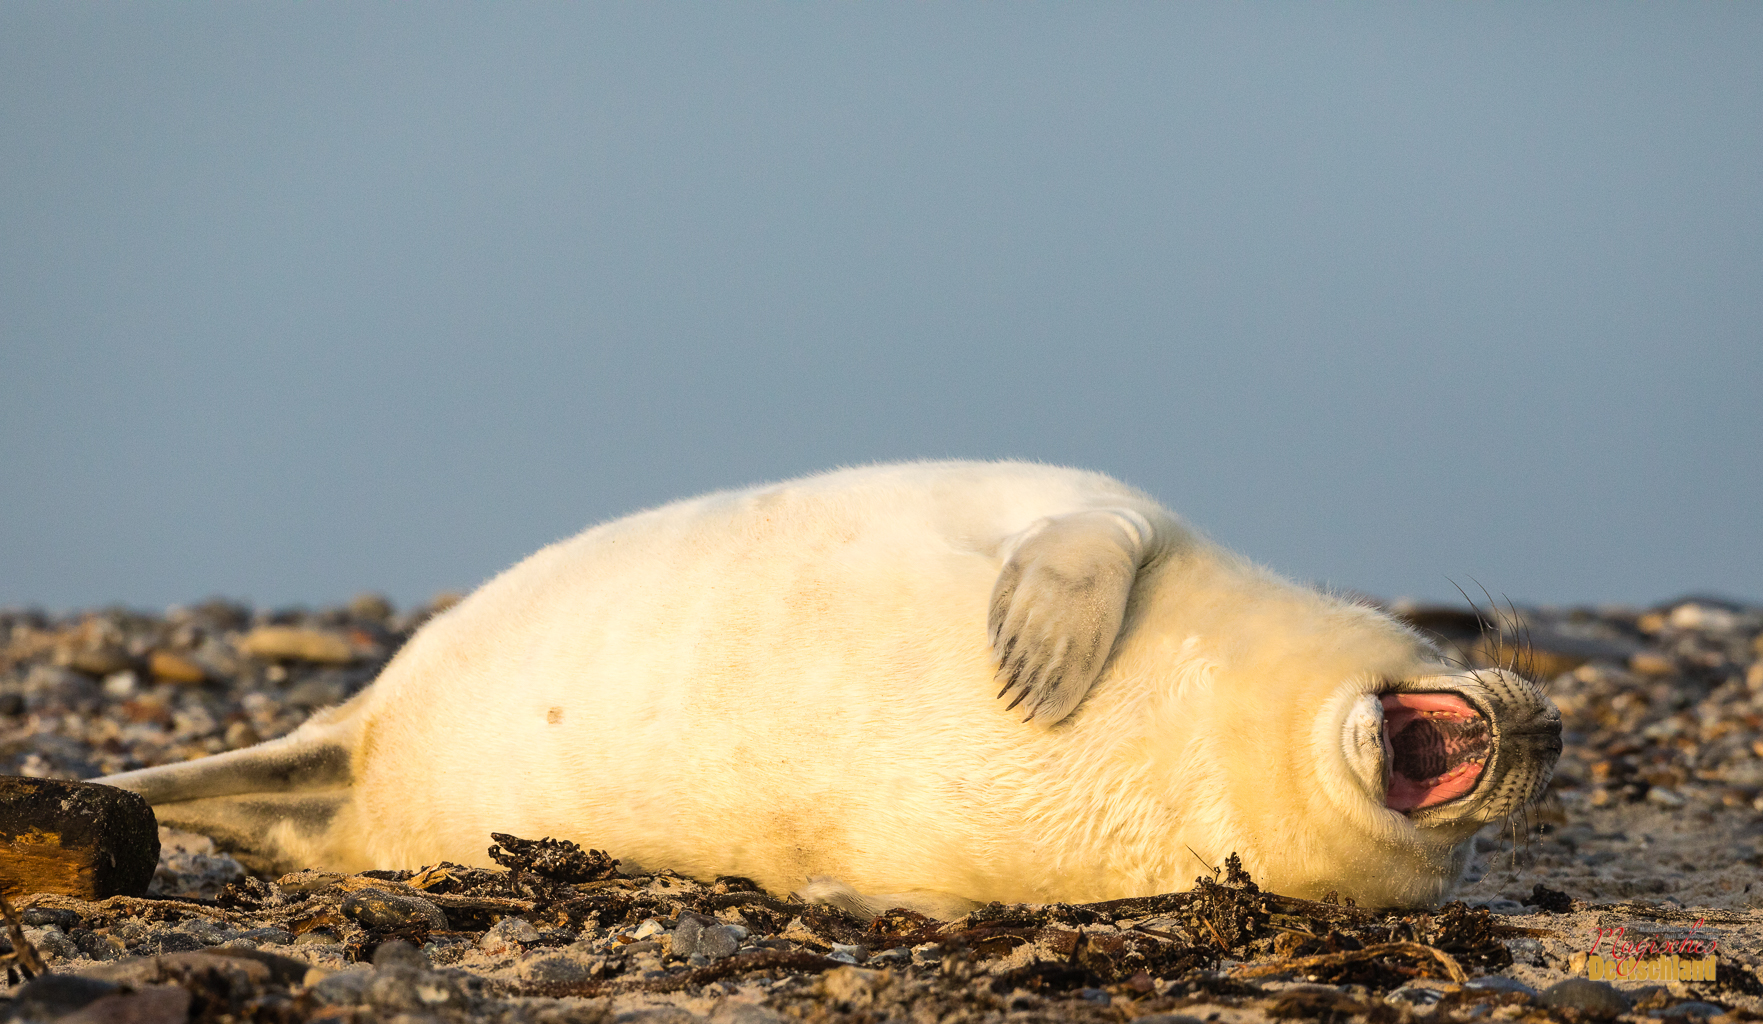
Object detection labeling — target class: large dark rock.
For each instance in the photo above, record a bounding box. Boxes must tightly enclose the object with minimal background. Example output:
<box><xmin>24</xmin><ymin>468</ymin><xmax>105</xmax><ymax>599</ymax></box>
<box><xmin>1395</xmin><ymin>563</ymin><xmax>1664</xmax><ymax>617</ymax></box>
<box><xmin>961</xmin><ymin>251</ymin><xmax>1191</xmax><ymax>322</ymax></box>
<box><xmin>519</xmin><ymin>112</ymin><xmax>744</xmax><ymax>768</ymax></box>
<box><xmin>0</xmin><ymin>775</ymin><xmax>158</xmax><ymax>900</ymax></box>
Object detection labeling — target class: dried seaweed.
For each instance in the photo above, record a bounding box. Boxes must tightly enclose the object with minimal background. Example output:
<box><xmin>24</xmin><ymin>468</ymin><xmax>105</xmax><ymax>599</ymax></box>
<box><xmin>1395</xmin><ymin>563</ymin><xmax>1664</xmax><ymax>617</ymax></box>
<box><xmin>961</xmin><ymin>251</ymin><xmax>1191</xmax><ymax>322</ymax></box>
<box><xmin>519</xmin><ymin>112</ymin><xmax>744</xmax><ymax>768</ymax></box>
<box><xmin>486</xmin><ymin>832</ymin><xmax>620</xmax><ymax>884</ymax></box>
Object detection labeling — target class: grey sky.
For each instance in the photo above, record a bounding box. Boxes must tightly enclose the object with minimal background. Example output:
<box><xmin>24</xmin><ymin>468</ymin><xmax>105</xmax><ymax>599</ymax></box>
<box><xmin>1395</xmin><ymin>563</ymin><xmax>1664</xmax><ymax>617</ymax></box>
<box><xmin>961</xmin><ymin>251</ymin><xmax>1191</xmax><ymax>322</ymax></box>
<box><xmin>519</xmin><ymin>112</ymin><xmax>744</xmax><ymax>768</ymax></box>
<box><xmin>3</xmin><ymin>4</ymin><xmax>1759</xmax><ymax>613</ymax></box>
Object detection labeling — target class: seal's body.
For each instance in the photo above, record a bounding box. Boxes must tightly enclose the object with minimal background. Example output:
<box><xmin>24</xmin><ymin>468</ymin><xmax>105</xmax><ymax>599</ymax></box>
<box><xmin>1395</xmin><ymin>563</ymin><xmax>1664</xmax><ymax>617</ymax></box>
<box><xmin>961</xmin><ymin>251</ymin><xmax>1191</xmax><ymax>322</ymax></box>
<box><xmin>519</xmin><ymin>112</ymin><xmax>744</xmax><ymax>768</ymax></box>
<box><xmin>102</xmin><ymin>461</ymin><xmax>1560</xmax><ymax>915</ymax></box>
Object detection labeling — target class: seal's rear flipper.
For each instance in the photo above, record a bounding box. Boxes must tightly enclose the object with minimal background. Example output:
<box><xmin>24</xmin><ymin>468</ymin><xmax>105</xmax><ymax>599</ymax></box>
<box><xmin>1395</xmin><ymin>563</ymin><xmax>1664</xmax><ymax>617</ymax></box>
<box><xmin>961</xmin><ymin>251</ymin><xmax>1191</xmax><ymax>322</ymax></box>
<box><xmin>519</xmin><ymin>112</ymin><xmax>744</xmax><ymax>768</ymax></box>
<box><xmin>93</xmin><ymin>724</ymin><xmax>358</xmax><ymax>873</ymax></box>
<box><xmin>151</xmin><ymin>791</ymin><xmax>351</xmax><ymax>876</ymax></box>
<box><xmin>97</xmin><ymin>736</ymin><xmax>351</xmax><ymax>806</ymax></box>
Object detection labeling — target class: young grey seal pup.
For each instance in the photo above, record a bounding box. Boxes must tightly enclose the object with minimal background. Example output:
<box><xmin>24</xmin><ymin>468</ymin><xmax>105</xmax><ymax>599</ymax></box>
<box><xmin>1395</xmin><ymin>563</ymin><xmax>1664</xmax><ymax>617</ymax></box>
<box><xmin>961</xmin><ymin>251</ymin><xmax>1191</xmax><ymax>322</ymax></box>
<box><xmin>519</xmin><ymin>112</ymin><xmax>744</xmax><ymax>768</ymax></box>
<box><xmin>99</xmin><ymin>461</ymin><xmax>1561</xmax><ymax>917</ymax></box>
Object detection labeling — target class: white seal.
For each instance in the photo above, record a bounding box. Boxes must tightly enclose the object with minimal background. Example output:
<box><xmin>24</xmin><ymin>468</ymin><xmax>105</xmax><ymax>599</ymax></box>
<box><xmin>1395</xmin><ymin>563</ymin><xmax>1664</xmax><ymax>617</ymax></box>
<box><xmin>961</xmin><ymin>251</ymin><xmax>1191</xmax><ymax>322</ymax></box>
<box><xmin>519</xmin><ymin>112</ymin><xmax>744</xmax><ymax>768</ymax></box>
<box><xmin>101</xmin><ymin>461</ymin><xmax>1560</xmax><ymax>916</ymax></box>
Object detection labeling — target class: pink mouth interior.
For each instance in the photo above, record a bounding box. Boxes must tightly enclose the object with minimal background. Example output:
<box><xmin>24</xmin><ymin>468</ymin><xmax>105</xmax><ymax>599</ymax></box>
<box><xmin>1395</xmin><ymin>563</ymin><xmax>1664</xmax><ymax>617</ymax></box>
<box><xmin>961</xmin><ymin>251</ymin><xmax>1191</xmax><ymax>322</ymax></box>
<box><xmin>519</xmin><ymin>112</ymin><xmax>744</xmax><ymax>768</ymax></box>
<box><xmin>1380</xmin><ymin>692</ymin><xmax>1489</xmax><ymax>812</ymax></box>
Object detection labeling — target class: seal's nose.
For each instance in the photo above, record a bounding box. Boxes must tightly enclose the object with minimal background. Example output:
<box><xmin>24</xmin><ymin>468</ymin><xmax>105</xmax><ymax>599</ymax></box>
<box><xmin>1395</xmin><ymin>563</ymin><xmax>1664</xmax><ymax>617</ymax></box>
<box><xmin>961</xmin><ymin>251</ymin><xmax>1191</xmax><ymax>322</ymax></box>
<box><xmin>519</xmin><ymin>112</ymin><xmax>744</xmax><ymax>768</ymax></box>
<box><xmin>1507</xmin><ymin>704</ymin><xmax>1564</xmax><ymax>760</ymax></box>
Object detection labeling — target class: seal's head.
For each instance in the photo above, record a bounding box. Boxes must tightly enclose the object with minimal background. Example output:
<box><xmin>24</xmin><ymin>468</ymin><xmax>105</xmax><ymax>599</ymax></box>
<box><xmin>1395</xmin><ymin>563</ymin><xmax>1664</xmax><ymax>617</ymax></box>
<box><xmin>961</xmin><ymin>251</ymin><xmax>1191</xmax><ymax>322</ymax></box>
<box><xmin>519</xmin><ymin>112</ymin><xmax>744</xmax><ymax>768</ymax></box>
<box><xmin>1340</xmin><ymin>667</ymin><xmax>1562</xmax><ymax>833</ymax></box>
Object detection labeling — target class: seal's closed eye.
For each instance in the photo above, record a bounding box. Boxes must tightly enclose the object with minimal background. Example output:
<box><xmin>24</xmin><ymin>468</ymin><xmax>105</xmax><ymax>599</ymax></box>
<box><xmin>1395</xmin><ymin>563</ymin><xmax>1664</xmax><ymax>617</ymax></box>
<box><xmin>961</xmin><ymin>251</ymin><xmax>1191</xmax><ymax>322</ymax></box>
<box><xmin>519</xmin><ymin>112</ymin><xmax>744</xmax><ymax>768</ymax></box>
<box><xmin>987</xmin><ymin>508</ymin><xmax>1154</xmax><ymax>724</ymax></box>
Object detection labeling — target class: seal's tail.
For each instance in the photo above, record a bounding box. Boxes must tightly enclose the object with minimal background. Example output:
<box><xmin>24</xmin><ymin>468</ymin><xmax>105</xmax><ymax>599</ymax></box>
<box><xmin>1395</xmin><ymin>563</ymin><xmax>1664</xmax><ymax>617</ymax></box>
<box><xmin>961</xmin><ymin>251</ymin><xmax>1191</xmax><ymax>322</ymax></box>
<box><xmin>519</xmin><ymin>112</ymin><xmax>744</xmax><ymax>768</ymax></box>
<box><xmin>94</xmin><ymin>712</ymin><xmax>360</xmax><ymax>874</ymax></box>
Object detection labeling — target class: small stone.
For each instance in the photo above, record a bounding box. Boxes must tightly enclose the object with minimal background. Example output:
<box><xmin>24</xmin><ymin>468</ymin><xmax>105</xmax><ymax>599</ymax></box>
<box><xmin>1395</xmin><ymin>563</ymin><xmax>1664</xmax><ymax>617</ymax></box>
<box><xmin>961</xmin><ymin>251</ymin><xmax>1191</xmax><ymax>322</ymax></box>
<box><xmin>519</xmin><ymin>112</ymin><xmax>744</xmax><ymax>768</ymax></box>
<box><xmin>1631</xmin><ymin>651</ymin><xmax>1676</xmax><ymax>676</ymax></box>
<box><xmin>11</xmin><ymin>974</ymin><xmax>120</xmax><ymax>1017</ymax></box>
<box><xmin>342</xmin><ymin>887</ymin><xmax>448</xmax><ymax>931</ymax></box>
<box><xmin>1386</xmin><ymin>982</ymin><xmax>1448</xmax><ymax>1007</ymax></box>
<box><xmin>1131</xmin><ymin>1016</ymin><xmax>1206</xmax><ymax>1024</ymax></box>
<box><xmin>632</xmin><ymin>917</ymin><xmax>665</xmax><ymax>939</ymax></box>
<box><xmin>697</xmin><ymin>924</ymin><xmax>743</xmax><ymax>960</ymax></box>
<box><xmin>1542</xmin><ymin>978</ymin><xmax>1631</xmax><ymax>1018</ymax></box>
<box><xmin>349</xmin><ymin>593</ymin><xmax>395</xmax><ymax>623</ymax></box>
<box><xmin>368</xmin><ymin>966</ymin><xmax>462</xmax><ymax>1011</ymax></box>
<box><xmin>175</xmin><ymin>916</ymin><xmax>237</xmax><ymax>945</ymax></box>
<box><xmin>155</xmin><ymin>931</ymin><xmax>207</xmax><ymax>953</ymax></box>
<box><xmin>21</xmin><ymin>907</ymin><xmax>81</xmax><ymax>929</ymax></box>
<box><xmin>1466</xmin><ymin>976</ymin><xmax>1539</xmax><ymax>997</ymax></box>
<box><xmin>821</xmin><ymin>965</ymin><xmax>885</xmax><ymax>1004</ymax></box>
<box><xmin>479</xmin><ymin>915</ymin><xmax>541</xmax><ymax>954</ymax></box>
<box><xmin>1076</xmin><ymin>987</ymin><xmax>1112</xmax><ymax>1005</ymax></box>
<box><xmin>374</xmin><ymin>939</ymin><xmax>429</xmax><ymax>969</ymax></box>
<box><xmin>284</xmin><ymin>675</ymin><xmax>346</xmax><ymax>708</ymax></box>
<box><xmin>61</xmin><ymin>645</ymin><xmax>134</xmax><ymax>677</ymax></box>
<box><xmin>1647</xmin><ymin>786</ymin><xmax>1687</xmax><ymax>808</ymax></box>
<box><xmin>311</xmin><ymin>968</ymin><xmax>376</xmax><ymax>1006</ymax></box>
<box><xmin>67</xmin><ymin>987</ymin><xmax>192</xmax><ymax>1024</ymax></box>
<box><xmin>1662</xmin><ymin>1001</ymin><xmax>1727</xmax><ymax>1019</ymax></box>
<box><xmin>147</xmin><ymin>650</ymin><xmax>207</xmax><ymax>683</ymax></box>
<box><xmin>829</xmin><ymin>942</ymin><xmax>866</xmax><ymax>963</ymax></box>
<box><xmin>76</xmin><ymin>930</ymin><xmax>127</xmax><ymax>961</ymax></box>
<box><xmin>1669</xmin><ymin>603</ymin><xmax>1739</xmax><ymax>632</ymax></box>
<box><xmin>151</xmin><ymin>828</ymin><xmax>247</xmax><ymax>899</ymax></box>
<box><xmin>671</xmin><ymin>914</ymin><xmax>708</xmax><ymax>959</ymax></box>
<box><xmin>224</xmin><ymin>720</ymin><xmax>260</xmax><ymax>749</ymax></box>
<box><xmin>517</xmin><ymin>953</ymin><xmax>596</xmax><ymax>988</ymax></box>
<box><xmin>237</xmin><ymin>626</ymin><xmax>356</xmax><ymax>664</ymax></box>
<box><xmin>1477</xmin><ymin>898</ymin><xmax>1526</xmax><ymax>913</ymax></box>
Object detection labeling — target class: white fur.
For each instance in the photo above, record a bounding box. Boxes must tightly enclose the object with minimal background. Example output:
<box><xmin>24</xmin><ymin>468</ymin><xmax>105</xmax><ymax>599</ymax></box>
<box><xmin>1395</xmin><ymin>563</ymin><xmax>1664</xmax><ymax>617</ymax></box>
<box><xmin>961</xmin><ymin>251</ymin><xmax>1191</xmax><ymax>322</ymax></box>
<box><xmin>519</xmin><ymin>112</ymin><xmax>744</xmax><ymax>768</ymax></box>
<box><xmin>106</xmin><ymin>461</ymin><xmax>1524</xmax><ymax>911</ymax></box>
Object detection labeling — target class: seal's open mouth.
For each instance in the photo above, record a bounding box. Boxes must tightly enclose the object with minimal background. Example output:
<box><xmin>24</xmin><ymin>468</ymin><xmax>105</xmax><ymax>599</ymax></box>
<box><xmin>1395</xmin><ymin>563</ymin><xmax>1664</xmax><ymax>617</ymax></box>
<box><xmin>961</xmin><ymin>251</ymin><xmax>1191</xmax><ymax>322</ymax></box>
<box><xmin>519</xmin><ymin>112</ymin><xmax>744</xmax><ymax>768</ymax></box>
<box><xmin>1380</xmin><ymin>693</ymin><xmax>1489</xmax><ymax>811</ymax></box>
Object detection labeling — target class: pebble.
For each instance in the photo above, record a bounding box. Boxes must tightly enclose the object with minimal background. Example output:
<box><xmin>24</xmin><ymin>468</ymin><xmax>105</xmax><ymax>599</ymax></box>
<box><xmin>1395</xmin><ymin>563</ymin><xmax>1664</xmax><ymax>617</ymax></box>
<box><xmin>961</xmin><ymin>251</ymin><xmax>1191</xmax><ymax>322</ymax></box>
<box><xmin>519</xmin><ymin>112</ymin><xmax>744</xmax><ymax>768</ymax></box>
<box><xmin>341</xmin><ymin>887</ymin><xmax>449</xmax><ymax>931</ymax></box>
<box><xmin>1465</xmin><ymin>976</ymin><xmax>1539</xmax><ymax>998</ymax></box>
<box><xmin>236</xmin><ymin>625</ymin><xmax>355</xmax><ymax>664</ymax></box>
<box><xmin>1386</xmin><ymin>982</ymin><xmax>1447</xmax><ymax>1008</ymax></box>
<box><xmin>27</xmin><ymin>925</ymin><xmax>81</xmax><ymax>962</ymax></box>
<box><xmin>697</xmin><ymin>924</ymin><xmax>746</xmax><ymax>960</ymax></box>
<box><xmin>516</xmin><ymin>952</ymin><xmax>597</xmax><ymax>987</ymax></box>
<box><xmin>147</xmin><ymin>649</ymin><xmax>207</xmax><ymax>683</ymax></box>
<box><xmin>10</xmin><ymin>974</ymin><xmax>120</xmax><ymax>1017</ymax></box>
<box><xmin>368</xmin><ymin>965</ymin><xmax>463</xmax><ymax>1011</ymax></box>
<box><xmin>65</xmin><ymin>986</ymin><xmax>192</xmax><ymax>1024</ymax></box>
<box><xmin>373</xmin><ymin>939</ymin><xmax>430</xmax><ymax>969</ymax></box>
<box><xmin>310</xmin><ymin>968</ymin><xmax>375</xmax><ymax>1006</ymax></box>
<box><xmin>1647</xmin><ymin>786</ymin><xmax>1687</xmax><ymax>808</ymax></box>
<box><xmin>479</xmin><ymin>915</ymin><xmax>542</xmax><ymax>954</ymax></box>
<box><xmin>1542</xmin><ymin>978</ymin><xmax>1632</xmax><ymax>1017</ymax></box>
<box><xmin>671</xmin><ymin>913</ymin><xmax>708</xmax><ymax>959</ymax></box>
<box><xmin>21</xmin><ymin>907</ymin><xmax>82</xmax><ymax>929</ymax></box>
<box><xmin>820</xmin><ymin>966</ymin><xmax>885</xmax><ymax>1005</ymax></box>
<box><xmin>1658</xmin><ymin>1001</ymin><xmax>1728</xmax><ymax>1019</ymax></box>
<box><xmin>829</xmin><ymin>942</ymin><xmax>866</xmax><ymax>962</ymax></box>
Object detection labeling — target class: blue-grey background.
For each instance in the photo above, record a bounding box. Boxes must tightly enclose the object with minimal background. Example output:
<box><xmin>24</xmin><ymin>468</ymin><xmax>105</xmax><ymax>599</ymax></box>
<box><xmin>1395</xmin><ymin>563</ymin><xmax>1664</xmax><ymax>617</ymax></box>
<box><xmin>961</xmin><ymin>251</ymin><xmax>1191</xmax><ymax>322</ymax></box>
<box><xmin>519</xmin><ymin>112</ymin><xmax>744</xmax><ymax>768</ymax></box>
<box><xmin>3</xmin><ymin>4</ymin><xmax>1760</xmax><ymax>614</ymax></box>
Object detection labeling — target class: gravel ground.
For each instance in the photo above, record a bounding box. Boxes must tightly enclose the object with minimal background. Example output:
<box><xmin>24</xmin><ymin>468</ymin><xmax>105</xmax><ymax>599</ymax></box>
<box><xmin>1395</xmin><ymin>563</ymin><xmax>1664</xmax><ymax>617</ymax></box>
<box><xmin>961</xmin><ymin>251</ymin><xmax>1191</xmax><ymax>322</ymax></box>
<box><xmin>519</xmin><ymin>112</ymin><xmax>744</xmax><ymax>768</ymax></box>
<box><xmin>2</xmin><ymin>592</ymin><xmax>1761</xmax><ymax>1023</ymax></box>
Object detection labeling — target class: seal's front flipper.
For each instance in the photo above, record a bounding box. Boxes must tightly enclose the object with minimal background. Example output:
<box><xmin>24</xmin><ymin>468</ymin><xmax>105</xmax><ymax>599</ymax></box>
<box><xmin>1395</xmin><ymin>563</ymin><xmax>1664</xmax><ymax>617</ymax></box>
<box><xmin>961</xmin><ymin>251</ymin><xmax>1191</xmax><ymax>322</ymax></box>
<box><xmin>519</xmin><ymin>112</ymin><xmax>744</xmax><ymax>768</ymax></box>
<box><xmin>989</xmin><ymin>508</ymin><xmax>1154</xmax><ymax>724</ymax></box>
